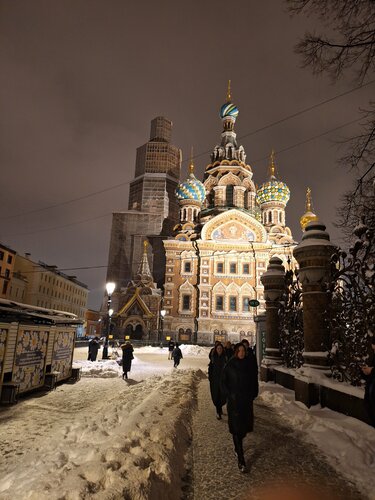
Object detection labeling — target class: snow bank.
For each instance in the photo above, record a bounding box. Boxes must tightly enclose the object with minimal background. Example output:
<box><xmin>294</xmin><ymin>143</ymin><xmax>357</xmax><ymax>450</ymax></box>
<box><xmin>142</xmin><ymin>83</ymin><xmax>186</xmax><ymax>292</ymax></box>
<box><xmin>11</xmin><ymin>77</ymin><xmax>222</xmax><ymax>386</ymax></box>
<box><xmin>135</xmin><ymin>344</ymin><xmax>210</xmax><ymax>357</ymax></box>
<box><xmin>260</xmin><ymin>382</ymin><xmax>375</xmax><ymax>498</ymax></box>
<box><xmin>0</xmin><ymin>368</ymin><xmax>206</xmax><ymax>500</ymax></box>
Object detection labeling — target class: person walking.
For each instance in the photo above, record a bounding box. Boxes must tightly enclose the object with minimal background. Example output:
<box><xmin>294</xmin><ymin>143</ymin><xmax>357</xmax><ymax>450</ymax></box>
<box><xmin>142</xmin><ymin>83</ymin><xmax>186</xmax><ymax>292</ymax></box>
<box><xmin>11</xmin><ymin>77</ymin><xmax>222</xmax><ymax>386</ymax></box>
<box><xmin>224</xmin><ymin>340</ymin><xmax>234</xmax><ymax>360</ymax></box>
<box><xmin>167</xmin><ymin>339</ymin><xmax>175</xmax><ymax>360</ymax></box>
<box><xmin>221</xmin><ymin>342</ymin><xmax>259</xmax><ymax>473</ymax></box>
<box><xmin>87</xmin><ymin>337</ymin><xmax>100</xmax><ymax>361</ymax></box>
<box><xmin>172</xmin><ymin>342</ymin><xmax>183</xmax><ymax>368</ymax></box>
<box><xmin>361</xmin><ymin>337</ymin><xmax>375</xmax><ymax>427</ymax></box>
<box><xmin>120</xmin><ymin>341</ymin><xmax>134</xmax><ymax>380</ymax></box>
<box><xmin>208</xmin><ymin>342</ymin><xmax>227</xmax><ymax>419</ymax></box>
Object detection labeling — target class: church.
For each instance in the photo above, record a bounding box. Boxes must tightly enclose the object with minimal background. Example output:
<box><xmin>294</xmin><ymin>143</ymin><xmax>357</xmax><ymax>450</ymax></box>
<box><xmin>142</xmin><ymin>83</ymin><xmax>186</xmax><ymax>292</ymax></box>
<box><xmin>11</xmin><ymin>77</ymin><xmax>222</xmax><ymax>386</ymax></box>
<box><xmin>162</xmin><ymin>84</ymin><xmax>295</xmax><ymax>345</ymax></box>
<box><xmin>107</xmin><ymin>84</ymin><xmax>307</xmax><ymax>344</ymax></box>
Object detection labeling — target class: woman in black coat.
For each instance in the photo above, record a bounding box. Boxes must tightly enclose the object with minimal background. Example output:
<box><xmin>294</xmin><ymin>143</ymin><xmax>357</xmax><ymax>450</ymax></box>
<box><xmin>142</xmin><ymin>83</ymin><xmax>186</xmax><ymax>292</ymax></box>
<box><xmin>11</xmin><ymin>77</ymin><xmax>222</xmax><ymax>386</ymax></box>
<box><xmin>120</xmin><ymin>341</ymin><xmax>134</xmax><ymax>380</ymax></box>
<box><xmin>221</xmin><ymin>342</ymin><xmax>258</xmax><ymax>473</ymax></box>
<box><xmin>208</xmin><ymin>343</ymin><xmax>227</xmax><ymax>419</ymax></box>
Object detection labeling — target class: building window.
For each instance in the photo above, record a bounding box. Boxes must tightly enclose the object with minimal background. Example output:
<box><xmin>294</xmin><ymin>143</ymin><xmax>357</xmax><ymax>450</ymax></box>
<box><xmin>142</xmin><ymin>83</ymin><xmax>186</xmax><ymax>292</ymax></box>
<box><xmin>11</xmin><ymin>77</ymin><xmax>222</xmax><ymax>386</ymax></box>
<box><xmin>7</xmin><ymin>255</ymin><xmax>12</xmax><ymax>264</ymax></box>
<box><xmin>216</xmin><ymin>295</ymin><xmax>224</xmax><ymax>311</ymax></box>
<box><xmin>243</xmin><ymin>297</ymin><xmax>251</xmax><ymax>312</ymax></box>
<box><xmin>2</xmin><ymin>281</ymin><xmax>8</xmax><ymax>295</ymax></box>
<box><xmin>4</xmin><ymin>269</ymin><xmax>10</xmax><ymax>278</ymax></box>
<box><xmin>182</xmin><ymin>294</ymin><xmax>191</xmax><ymax>310</ymax></box>
<box><xmin>229</xmin><ymin>296</ymin><xmax>237</xmax><ymax>311</ymax></box>
<box><xmin>0</xmin><ymin>251</ymin><xmax>3</xmax><ymax>260</ymax></box>
<box><xmin>184</xmin><ymin>262</ymin><xmax>191</xmax><ymax>273</ymax></box>
<box><xmin>243</xmin><ymin>263</ymin><xmax>250</xmax><ymax>274</ymax></box>
<box><xmin>230</xmin><ymin>263</ymin><xmax>237</xmax><ymax>274</ymax></box>
<box><xmin>217</xmin><ymin>262</ymin><xmax>224</xmax><ymax>273</ymax></box>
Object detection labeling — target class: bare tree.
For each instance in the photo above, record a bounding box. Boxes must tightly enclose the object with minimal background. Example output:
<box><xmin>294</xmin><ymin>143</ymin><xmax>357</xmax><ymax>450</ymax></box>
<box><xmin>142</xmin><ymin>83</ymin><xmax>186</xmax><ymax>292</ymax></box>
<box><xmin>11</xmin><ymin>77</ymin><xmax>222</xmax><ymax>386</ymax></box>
<box><xmin>288</xmin><ymin>0</ymin><xmax>375</xmax><ymax>233</ymax></box>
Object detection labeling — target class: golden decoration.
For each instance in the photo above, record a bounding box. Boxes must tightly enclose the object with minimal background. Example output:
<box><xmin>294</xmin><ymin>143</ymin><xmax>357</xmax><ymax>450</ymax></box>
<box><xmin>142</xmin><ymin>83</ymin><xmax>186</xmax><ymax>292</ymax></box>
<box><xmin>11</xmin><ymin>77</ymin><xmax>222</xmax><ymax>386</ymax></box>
<box><xmin>300</xmin><ymin>187</ymin><xmax>319</xmax><ymax>230</ymax></box>
<box><xmin>227</xmin><ymin>79</ymin><xmax>231</xmax><ymax>102</ymax></box>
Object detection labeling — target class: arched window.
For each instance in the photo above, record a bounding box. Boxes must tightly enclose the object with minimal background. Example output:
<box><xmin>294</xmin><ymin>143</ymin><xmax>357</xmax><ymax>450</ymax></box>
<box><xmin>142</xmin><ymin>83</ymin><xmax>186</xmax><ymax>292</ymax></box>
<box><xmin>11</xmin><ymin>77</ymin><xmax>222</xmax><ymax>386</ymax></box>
<box><xmin>268</xmin><ymin>211</ymin><xmax>272</xmax><ymax>223</ymax></box>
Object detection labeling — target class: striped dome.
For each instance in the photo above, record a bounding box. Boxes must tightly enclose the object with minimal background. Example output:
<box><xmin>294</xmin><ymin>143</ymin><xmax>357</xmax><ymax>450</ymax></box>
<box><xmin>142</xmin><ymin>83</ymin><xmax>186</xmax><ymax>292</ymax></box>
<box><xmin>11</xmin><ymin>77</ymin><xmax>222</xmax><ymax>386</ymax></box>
<box><xmin>176</xmin><ymin>173</ymin><xmax>206</xmax><ymax>204</ymax></box>
<box><xmin>220</xmin><ymin>102</ymin><xmax>239</xmax><ymax>120</ymax></box>
<box><xmin>256</xmin><ymin>179</ymin><xmax>290</xmax><ymax>206</ymax></box>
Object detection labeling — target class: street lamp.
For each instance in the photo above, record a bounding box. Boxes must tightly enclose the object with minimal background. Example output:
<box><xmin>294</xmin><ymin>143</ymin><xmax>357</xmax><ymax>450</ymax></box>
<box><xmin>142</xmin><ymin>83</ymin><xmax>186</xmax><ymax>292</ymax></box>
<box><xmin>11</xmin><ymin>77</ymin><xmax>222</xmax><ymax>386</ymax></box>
<box><xmin>160</xmin><ymin>309</ymin><xmax>166</xmax><ymax>343</ymax></box>
<box><xmin>102</xmin><ymin>281</ymin><xmax>116</xmax><ymax>360</ymax></box>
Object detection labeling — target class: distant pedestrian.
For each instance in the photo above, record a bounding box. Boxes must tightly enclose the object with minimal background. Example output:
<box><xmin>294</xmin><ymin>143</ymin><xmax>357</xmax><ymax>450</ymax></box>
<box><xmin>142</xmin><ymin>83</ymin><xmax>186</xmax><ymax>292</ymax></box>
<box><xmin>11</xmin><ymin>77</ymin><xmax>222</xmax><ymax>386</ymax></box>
<box><xmin>208</xmin><ymin>343</ymin><xmax>227</xmax><ymax>419</ymax></box>
<box><xmin>224</xmin><ymin>340</ymin><xmax>234</xmax><ymax>360</ymax></box>
<box><xmin>168</xmin><ymin>339</ymin><xmax>175</xmax><ymax>360</ymax></box>
<box><xmin>209</xmin><ymin>340</ymin><xmax>221</xmax><ymax>361</ymax></box>
<box><xmin>88</xmin><ymin>337</ymin><xmax>100</xmax><ymax>361</ymax></box>
<box><xmin>172</xmin><ymin>342</ymin><xmax>183</xmax><ymax>368</ymax></box>
<box><xmin>120</xmin><ymin>341</ymin><xmax>134</xmax><ymax>380</ymax></box>
<box><xmin>361</xmin><ymin>337</ymin><xmax>375</xmax><ymax>427</ymax></box>
<box><xmin>221</xmin><ymin>342</ymin><xmax>259</xmax><ymax>473</ymax></box>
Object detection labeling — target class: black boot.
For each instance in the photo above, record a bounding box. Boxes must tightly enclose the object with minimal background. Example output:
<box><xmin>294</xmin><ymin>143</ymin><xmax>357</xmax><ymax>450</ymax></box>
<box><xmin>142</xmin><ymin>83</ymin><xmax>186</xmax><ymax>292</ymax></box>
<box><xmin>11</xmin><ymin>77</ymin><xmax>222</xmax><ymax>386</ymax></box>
<box><xmin>233</xmin><ymin>435</ymin><xmax>247</xmax><ymax>473</ymax></box>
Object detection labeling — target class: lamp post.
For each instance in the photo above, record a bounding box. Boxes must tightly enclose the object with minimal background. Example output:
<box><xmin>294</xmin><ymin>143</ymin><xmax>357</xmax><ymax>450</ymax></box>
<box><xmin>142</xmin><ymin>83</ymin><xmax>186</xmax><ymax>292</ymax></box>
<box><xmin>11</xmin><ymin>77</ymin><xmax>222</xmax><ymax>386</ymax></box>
<box><xmin>102</xmin><ymin>281</ymin><xmax>116</xmax><ymax>360</ymax></box>
<box><xmin>160</xmin><ymin>309</ymin><xmax>166</xmax><ymax>343</ymax></box>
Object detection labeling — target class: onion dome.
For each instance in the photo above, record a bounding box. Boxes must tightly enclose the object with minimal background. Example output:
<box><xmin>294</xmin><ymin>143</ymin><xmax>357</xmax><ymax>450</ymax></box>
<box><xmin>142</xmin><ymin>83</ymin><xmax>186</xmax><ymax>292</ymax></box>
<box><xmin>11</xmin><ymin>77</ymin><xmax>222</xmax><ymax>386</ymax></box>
<box><xmin>175</xmin><ymin>155</ymin><xmax>206</xmax><ymax>204</ymax></box>
<box><xmin>300</xmin><ymin>187</ymin><xmax>319</xmax><ymax>230</ymax></box>
<box><xmin>219</xmin><ymin>80</ymin><xmax>239</xmax><ymax>122</ymax></box>
<box><xmin>256</xmin><ymin>150</ymin><xmax>290</xmax><ymax>205</ymax></box>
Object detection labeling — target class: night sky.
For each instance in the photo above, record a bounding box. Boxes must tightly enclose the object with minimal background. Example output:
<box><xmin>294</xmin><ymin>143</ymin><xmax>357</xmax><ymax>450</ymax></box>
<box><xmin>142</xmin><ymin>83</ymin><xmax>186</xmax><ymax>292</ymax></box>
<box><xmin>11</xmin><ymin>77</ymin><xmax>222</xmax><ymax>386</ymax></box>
<box><xmin>0</xmin><ymin>1</ymin><xmax>373</xmax><ymax>309</ymax></box>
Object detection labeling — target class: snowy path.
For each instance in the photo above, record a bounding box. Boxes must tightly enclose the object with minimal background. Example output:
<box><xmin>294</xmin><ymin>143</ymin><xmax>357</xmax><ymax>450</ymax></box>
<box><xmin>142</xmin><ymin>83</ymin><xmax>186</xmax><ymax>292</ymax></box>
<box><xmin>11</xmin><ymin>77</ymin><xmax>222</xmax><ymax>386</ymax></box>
<box><xmin>188</xmin><ymin>377</ymin><xmax>365</xmax><ymax>500</ymax></box>
<box><xmin>0</xmin><ymin>346</ymin><xmax>373</xmax><ymax>499</ymax></box>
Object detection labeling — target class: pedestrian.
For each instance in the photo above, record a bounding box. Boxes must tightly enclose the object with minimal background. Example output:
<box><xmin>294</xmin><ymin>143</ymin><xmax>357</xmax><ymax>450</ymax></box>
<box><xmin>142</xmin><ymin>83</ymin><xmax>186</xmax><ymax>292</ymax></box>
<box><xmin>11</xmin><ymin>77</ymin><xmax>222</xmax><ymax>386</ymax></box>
<box><xmin>120</xmin><ymin>340</ymin><xmax>134</xmax><ymax>380</ymax></box>
<box><xmin>224</xmin><ymin>340</ymin><xmax>234</xmax><ymax>359</ymax></box>
<box><xmin>209</xmin><ymin>340</ymin><xmax>221</xmax><ymax>361</ymax></box>
<box><xmin>361</xmin><ymin>337</ymin><xmax>375</xmax><ymax>427</ymax></box>
<box><xmin>221</xmin><ymin>342</ymin><xmax>259</xmax><ymax>473</ymax></box>
<box><xmin>167</xmin><ymin>339</ymin><xmax>175</xmax><ymax>360</ymax></box>
<box><xmin>87</xmin><ymin>337</ymin><xmax>100</xmax><ymax>361</ymax></box>
<box><xmin>208</xmin><ymin>342</ymin><xmax>227</xmax><ymax>419</ymax></box>
<box><xmin>172</xmin><ymin>342</ymin><xmax>183</xmax><ymax>368</ymax></box>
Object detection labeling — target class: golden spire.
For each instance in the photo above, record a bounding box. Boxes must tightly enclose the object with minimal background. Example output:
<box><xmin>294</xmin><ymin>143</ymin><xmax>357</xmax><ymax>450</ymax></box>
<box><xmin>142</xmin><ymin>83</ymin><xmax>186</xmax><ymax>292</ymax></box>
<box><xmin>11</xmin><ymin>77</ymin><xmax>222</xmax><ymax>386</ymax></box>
<box><xmin>269</xmin><ymin>149</ymin><xmax>276</xmax><ymax>178</ymax></box>
<box><xmin>189</xmin><ymin>146</ymin><xmax>194</xmax><ymax>175</ymax></box>
<box><xmin>300</xmin><ymin>187</ymin><xmax>319</xmax><ymax>230</ymax></box>
<box><xmin>226</xmin><ymin>79</ymin><xmax>232</xmax><ymax>103</ymax></box>
<box><xmin>305</xmin><ymin>187</ymin><xmax>312</xmax><ymax>212</ymax></box>
<box><xmin>143</xmin><ymin>240</ymin><xmax>149</xmax><ymax>253</ymax></box>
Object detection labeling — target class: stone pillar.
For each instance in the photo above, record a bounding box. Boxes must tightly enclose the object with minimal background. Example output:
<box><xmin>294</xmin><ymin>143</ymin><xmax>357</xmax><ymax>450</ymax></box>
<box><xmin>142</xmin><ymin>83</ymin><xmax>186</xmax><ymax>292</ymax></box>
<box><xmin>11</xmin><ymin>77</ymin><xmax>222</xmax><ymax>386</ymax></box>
<box><xmin>233</xmin><ymin>186</ymin><xmax>246</xmax><ymax>208</ymax></box>
<box><xmin>213</xmin><ymin>186</ymin><xmax>226</xmax><ymax>207</ymax></box>
<box><xmin>293</xmin><ymin>221</ymin><xmax>336</xmax><ymax>368</ymax></box>
<box><xmin>260</xmin><ymin>256</ymin><xmax>285</xmax><ymax>381</ymax></box>
<box><xmin>293</xmin><ymin>221</ymin><xmax>336</xmax><ymax>407</ymax></box>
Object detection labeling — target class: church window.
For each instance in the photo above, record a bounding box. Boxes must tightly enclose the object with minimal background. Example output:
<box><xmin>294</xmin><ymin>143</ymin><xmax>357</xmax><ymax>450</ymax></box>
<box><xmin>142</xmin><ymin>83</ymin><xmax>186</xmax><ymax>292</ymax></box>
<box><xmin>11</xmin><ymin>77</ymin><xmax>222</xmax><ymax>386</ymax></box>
<box><xmin>279</xmin><ymin>211</ymin><xmax>282</xmax><ymax>223</ymax></box>
<box><xmin>243</xmin><ymin>297</ymin><xmax>251</xmax><ymax>312</ymax></box>
<box><xmin>184</xmin><ymin>262</ymin><xmax>191</xmax><ymax>273</ymax></box>
<box><xmin>229</xmin><ymin>296</ymin><xmax>237</xmax><ymax>311</ymax></box>
<box><xmin>182</xmin><ymin>294</ymin><xmax>191</xmax><ymax>310</ymax></box>
<box><xmin>243</xmin><ymin>263</ymin><xmax>250</xmax><ymax>274</ymax></box>
<box><xmin>216</xmin><ymin>296</ymin><xmax>224</xmax><ymax>311</ymax></box>
<box><xmin>268</xmin><ymin>211</ymin><xmax>272</xmax><ymax>223</ymax></box>
<box><xmin>230</xmin><ymin>263</ymin><xmax>237</xmax><ymax>274</ymax></box>
<box><xmin>217</xmin><ymin>262</ymin><xmax>224</xmax><ymax>273</ymax></box>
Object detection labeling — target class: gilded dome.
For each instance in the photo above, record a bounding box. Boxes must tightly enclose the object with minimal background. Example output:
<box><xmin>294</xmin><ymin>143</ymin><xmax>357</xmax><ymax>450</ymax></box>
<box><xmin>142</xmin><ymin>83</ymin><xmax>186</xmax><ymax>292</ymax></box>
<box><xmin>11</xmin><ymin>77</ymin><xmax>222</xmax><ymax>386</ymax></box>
<box><xmin>300</xmin><ymin>187</ymin><xmax>319</xmax><ymax>230</ymax></box>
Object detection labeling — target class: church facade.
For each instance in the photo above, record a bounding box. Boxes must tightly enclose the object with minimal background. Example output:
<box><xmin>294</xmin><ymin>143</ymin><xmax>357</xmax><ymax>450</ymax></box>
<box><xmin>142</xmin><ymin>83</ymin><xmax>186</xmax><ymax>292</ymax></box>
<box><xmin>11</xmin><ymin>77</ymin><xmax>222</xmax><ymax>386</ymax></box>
<box><xmin>162</xmin><ymin>86</ymin><xmax>296</xmax><ymax>345</ymax></box>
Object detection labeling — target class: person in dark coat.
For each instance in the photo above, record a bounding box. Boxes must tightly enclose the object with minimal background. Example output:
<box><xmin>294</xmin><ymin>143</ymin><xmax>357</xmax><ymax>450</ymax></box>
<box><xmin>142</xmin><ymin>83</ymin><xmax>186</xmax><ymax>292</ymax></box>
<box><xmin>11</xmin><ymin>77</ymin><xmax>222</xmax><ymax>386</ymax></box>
<box><xmin>208</xmin><ymin>343</ymin><xmax>227</xmax><ymax>419</ymax></box>
<box><xmin>120</xmin><ymin>341</ymin><xmax>134</xmax><ymax>379</ymax></box>
<box><xmin>209</xmin><ymin>340</ymin><xmax>221</xmax><ymax>361</ymax></box>
<box><xmin>221</xmin><ymin>342</ymin><xmax>259</xmax><ymax>473</ymax></box>
<box><xmin>88</xmin><ymin>337</ymin><xmax>100</xmax><ymax>361</ymax></box>
<box><xmin>172</xmin><ymin>342</ymin><xmax>183</xmax><ymax>368</ymax></box>
<box><xmin>167</xmin><ymin>339</ymin><xmax>175</xmax><ymax>360</ymax></box>
<box><xmin>224</xmin><ymin>340</ymin><xmax>234</xmax><ymax>360</ymax></box>
<box><xmin>361</xmin><ymin>337</ymin><xmax>375</xmax><ymax>427</ymax></box>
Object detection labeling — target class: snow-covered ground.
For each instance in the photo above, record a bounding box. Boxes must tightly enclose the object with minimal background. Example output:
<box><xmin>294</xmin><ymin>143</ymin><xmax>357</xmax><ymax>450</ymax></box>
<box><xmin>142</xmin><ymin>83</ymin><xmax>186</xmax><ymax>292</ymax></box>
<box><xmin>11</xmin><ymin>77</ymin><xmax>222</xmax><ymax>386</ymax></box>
<box><xmin>260</xmin><ymin>382</ymin><xmax>375</xmax><ymax>499</ymax></box>
<box><xmin>0</xmin><ymin>346</ymin><xmax>374</xmax><ymax>499</ymax></box>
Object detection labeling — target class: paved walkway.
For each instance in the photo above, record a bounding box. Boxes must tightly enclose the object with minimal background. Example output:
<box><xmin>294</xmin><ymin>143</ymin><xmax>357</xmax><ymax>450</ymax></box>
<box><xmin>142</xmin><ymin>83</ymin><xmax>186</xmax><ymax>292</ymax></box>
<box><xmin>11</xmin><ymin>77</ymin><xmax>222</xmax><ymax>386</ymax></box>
<box><xmin>185</xmin><ymin>377</ymin><xmax>365</xmax><ymax>500</ymax></box>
